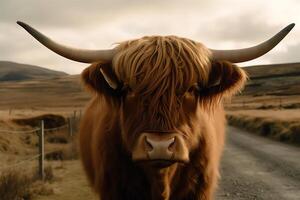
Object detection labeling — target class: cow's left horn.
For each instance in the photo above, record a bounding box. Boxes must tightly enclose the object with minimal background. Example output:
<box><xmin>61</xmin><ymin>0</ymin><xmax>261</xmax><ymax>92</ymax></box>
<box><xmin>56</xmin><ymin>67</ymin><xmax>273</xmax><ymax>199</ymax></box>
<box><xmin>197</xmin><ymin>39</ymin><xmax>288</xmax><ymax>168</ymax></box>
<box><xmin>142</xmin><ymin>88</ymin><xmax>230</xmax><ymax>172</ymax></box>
<box><xmin>210</xmin><ymin>23</ymin><xmax>295</xmax><ymax>63</ymax></box>
<box><xmin>17</xmin><ymin>21</ymin><xmax>114</xmax><ymax>63</ymax></box>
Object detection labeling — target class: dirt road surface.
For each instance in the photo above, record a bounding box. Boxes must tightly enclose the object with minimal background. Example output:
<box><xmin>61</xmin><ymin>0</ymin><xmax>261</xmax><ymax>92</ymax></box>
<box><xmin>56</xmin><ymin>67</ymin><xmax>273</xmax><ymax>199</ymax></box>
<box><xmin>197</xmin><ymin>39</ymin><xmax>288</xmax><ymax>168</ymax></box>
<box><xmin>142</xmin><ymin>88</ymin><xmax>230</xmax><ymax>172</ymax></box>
<box><xmin>37</xmin><ymin>126</ymin><xmax>300</xmax><ymax>200</ymax></box>
<box><xmin>217</xmin><ymin>126</ymin><xmax>300</xmax><ymax>200</ymax></box>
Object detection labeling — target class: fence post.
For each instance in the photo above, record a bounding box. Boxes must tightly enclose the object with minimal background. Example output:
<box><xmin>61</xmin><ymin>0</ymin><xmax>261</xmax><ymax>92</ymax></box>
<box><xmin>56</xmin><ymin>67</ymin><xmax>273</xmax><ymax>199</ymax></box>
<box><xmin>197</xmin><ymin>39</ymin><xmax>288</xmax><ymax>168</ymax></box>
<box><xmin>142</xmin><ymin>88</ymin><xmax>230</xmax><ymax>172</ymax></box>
<box><xmin>74</xmin><ymin>110</ymin><xmax>77</xmax><ymax>133</ymax></box>
<box><xmin>38</xmin><ymin>120</ymin><xmax>45</xmax><ymax>180</ymax></box>
<box><xmin>68</xmin><ymin>117</ymin><xmax>73</xmax><ymax>137</ymax></box>
<box><xmin>79</xmin><ymin>110</ymin><xmax>82</xmax><ymax>121</ymax></box>
<box><xmin>73</xmin><ymin>110</ymin><xmax>77</xmax><ymax>119</ymax></box>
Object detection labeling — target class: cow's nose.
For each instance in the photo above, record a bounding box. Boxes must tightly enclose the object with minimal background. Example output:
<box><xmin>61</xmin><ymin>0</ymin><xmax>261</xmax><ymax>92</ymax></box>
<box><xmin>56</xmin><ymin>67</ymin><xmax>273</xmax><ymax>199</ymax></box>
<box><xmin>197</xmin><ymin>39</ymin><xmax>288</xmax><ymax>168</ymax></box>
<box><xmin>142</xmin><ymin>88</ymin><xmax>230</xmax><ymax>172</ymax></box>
<box><xmin>132</xmin><ymin>132</ymin><xmax>189</xmax><ymax>164</ymax></box>
<box><xmin>145</xmin><ymin>136</ymin><xmax>175</xmax><ymax>160</ymax></box>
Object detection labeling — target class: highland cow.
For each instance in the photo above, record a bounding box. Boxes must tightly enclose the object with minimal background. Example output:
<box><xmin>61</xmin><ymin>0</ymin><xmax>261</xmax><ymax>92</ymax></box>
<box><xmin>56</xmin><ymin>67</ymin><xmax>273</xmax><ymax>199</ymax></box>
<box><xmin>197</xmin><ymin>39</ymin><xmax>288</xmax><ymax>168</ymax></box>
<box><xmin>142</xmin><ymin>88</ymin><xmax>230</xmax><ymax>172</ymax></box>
<box><xmin>18</xmin><ymin>21</ymin><xmax>294</xmax><ymax>200</ymax></box>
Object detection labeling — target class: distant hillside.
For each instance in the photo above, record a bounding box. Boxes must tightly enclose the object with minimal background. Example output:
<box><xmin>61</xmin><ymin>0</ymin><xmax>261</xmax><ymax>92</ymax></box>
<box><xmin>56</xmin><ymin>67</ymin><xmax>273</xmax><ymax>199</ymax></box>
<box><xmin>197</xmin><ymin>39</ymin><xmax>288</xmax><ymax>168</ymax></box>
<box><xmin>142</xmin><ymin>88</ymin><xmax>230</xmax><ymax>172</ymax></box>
<box><xmin>0</xmin><ymin>61</ymin><xmax>68</xmax><ymax>82</ymax></box>
<box><xmin>0</xmin><ymin>61</ymin><xmax>298</xmax><ymax>110</ymax></box>
<box><xmin>243</xmin><ymin>63</ymin><xmax>300</xmax><ymax>96</ymax></box>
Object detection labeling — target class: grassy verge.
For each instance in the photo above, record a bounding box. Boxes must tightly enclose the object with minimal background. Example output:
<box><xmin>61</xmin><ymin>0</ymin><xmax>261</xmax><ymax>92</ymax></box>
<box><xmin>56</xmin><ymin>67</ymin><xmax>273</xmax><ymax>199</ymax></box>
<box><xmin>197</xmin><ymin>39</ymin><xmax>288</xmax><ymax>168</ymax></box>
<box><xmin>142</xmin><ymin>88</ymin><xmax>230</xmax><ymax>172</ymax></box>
<box><xmin>227</xmin><ymin>113</ymin><xmax>300</xmax><ymax>145</ymax></box>
<box><xmin>35</xmin><ymin>161</ymin><xmax>97</xmax><ymax>200</ymax></box>
<box><xmin>0</xmin><ymin>166</ymin><xmax>54</xmax><ymax>200</ymax></box>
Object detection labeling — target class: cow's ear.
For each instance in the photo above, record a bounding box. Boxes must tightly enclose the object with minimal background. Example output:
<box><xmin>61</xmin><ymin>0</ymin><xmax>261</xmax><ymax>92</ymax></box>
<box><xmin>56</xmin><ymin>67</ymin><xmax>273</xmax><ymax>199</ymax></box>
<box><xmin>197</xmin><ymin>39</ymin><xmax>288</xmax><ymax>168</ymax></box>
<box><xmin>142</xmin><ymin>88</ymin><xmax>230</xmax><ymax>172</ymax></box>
<box><xmin>201</xmin><ymin>60</ymin><xmax>247</xmax><ymax>100</ymax></box>
<box><xmin>81</xmin><ymin>62</ymin><xmax>120</xmax><ymax>95</ymax></box>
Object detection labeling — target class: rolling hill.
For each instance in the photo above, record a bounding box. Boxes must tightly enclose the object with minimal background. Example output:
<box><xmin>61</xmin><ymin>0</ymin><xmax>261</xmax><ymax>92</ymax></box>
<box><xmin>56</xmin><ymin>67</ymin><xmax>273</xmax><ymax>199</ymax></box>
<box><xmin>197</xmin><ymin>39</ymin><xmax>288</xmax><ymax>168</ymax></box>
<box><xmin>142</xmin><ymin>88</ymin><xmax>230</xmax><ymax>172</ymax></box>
<box><xmin>243</xmin><ymin>62</ymin><xmax>300</xmax><ymax>96</ymax></box>
<box><xmin>0</xmin><ymin>61</ymin><xmax>68</xmax><ymax>82</ymax></box>
<box><xmin>0</xmin><ymin>61</ymin><xmax>299</xmax><ymax>111</ymax></box>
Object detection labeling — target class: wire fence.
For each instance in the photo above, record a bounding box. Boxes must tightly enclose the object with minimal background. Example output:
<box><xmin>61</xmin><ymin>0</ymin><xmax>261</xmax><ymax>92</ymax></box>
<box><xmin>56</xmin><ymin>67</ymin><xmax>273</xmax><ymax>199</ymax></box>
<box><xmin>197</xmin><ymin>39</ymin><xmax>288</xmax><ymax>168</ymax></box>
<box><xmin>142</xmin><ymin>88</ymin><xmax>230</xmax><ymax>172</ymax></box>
<box><xmin>0</xmin><ymin>123</ymin><xmax>72</xmax><ymax>134</ymax></box>
<box><xmin>0</xmin><ymin>128</ymin><xmax>40</xmax><ymax>134</ymax></box>
<box><xmin>0</xmin><ymin>111</ymin><xmax>81</xmax><ymax>179</ymax></box>
<box><xmin>0</xmin><ymin>114</ymin><xmax>79</xmax><ymax>136</ymax></box>
<box><xmin>0</xmin><ymin>149</ymin><xmax>63</xmax><ymax>172</ymax></box>
<box><xmin>44</xmin><ymin>124</ymin><xmax>68</xmax><ymax>132</ymax></box>
<box><xmin>0</xmin><ymin>154</ymin><xmax>41</xmax><ymax>171</ymax></box>
<box><xmin>0</xmin><ymin>124</ymin><xmax>70</xmax><ymax>135</ymax></box>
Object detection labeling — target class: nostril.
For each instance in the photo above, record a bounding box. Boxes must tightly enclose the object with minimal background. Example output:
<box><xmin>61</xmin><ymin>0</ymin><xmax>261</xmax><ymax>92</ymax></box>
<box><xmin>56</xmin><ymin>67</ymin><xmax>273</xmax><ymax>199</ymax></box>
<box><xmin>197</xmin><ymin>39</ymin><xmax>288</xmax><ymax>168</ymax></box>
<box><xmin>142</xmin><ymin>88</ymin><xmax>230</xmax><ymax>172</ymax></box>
<box><xmin>168</xmin><ymin>137</ymin><xmax>176</xmax><ymax>151</ymax></box>
<box><xmin>145</xmin><ymin>136</ymin><xmax>176</xmax><ymax>160</ymax></box>
<box><xmin>145</xmin><ymin>137</ymin><xmax>153</xmax><ymax>151</ymax></box>
<box><xmin>145</xmin><ymin>136</ymin><xmax>175</xmax><ymax>155</ymax></box>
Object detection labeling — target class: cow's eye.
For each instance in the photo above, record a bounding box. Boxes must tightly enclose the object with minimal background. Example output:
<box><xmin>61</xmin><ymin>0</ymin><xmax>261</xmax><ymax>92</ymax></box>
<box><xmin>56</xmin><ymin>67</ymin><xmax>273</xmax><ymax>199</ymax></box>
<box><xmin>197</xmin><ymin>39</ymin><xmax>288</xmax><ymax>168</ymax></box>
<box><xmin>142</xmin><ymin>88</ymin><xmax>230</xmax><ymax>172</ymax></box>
<box><xmin>187</xmin><ymin>84</ymin><xmax>200</xmax><ymax>94</ymax></box>
<box><xmin>183</xmin><ymin>88</ymin><xmax>196</xmax><ymax>99</ymax></box>
<box><xmin>187</xmin><ymin>87</ymin><xmax>195</xmax><ymax>93</ymax></box>
<box><xmin>182</xmin><ymin>84</ymin><xmax>201</xmax><ymax>99</ymax></box>
<box><xmin>184</xmin><ymin>92</ymin><xmax>193</xmax><ymax>99</ymax></box>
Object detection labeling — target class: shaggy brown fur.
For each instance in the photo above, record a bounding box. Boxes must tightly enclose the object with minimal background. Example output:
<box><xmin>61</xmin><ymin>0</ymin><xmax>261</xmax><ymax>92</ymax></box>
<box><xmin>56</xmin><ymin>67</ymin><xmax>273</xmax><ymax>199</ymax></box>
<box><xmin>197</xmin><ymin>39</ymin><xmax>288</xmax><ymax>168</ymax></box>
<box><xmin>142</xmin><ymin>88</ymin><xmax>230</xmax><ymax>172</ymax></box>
<box><xmin>79</xmin><ymin>35</ymin><xmax>247</xmax><ymax>200</ymax></box>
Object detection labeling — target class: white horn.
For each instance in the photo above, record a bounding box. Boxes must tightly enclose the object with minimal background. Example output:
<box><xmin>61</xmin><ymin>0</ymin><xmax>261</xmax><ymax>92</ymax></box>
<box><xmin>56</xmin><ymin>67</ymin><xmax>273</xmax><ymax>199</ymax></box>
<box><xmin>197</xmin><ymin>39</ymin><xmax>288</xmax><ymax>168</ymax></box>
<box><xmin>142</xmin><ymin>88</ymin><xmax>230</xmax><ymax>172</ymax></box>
<box><xmin>17</xmin><ymin>21</ymin><xmax>114</xmax><ymax>63</ymax></box>
<box><xmin>210</xmin><ymin>23</ymin><xmax>295</xmax><ymax>63</ymax></box>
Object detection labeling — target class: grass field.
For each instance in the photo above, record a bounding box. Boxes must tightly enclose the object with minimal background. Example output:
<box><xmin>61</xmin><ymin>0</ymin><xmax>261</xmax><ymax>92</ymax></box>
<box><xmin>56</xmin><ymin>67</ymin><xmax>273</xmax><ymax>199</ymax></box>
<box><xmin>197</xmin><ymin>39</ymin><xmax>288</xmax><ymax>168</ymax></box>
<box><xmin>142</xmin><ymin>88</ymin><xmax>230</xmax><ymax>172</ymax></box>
<box><xmin>35</xmin><ymin>161</ymin><xmax>97</xmax><ymax>200</ymax></box>
<box><xmin>0</xmin><ymin>71</ymin><xmax>90</xmax><ymax>199</ymax></box>
<box><xmin>225</xmin><ymin>95</ymin><xmax>300</xmax><ymax>144</ymax></box>
<box><xmin>0</xmin><ymin>62</ymin><xmax>299</xmax><ymax>199</ymax></box>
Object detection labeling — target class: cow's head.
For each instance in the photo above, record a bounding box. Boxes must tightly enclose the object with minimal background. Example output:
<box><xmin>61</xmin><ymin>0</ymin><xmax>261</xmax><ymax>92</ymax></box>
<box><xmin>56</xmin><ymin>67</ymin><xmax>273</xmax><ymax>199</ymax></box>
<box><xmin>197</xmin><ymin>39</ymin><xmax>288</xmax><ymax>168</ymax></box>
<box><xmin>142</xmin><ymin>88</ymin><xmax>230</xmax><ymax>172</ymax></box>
<box><xmin>79</xmin><ymin>36</ymin><xmax>250</xmax><ymax>167</ymax></box>
<box><xmin>18</xmin><ymin>21</ymin><xmax>294</xmax><ymax>167</ymax></box>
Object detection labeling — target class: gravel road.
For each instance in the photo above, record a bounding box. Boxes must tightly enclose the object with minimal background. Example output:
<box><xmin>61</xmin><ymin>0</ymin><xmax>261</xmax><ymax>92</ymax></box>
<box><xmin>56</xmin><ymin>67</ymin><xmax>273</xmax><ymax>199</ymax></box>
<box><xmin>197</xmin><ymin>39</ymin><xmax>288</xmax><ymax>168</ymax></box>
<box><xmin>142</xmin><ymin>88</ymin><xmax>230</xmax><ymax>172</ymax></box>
<box><xmin>216</xmin><ymin>126</ymin><xmax>300</xmax><ymax>200</ymax></box>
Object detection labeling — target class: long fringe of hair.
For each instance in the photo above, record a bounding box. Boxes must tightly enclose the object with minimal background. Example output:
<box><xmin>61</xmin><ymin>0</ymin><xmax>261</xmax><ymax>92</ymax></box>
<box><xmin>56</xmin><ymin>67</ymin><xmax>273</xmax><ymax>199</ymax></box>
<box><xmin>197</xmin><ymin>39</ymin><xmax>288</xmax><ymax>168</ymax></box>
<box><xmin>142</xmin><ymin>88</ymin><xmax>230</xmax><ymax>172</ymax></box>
<box><xmin>111</xmin><ymin>36</ymin><xmax>215</xmax><ymax>129</ymax></box>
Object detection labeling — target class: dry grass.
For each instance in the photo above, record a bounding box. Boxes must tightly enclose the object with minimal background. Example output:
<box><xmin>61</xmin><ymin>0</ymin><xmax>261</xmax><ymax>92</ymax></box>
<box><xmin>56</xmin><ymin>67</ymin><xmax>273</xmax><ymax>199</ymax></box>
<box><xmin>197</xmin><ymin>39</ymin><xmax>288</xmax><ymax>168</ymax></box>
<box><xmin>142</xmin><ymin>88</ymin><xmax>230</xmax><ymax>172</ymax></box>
<box><xmin>0</xmin><ymin>165</ymin><xmax>55</xmax><ymax>200</ymax></box>
<box><xmin>227</xmin><ymin>112</ymin><xmax>300</xmax><ymax>144</ymax></box>
<box><xmin>225</xmin><ymin>94</ymin><xmax>300</xmax><ymax>111</ymax></box>
<box><xmin>0</xmin><ymin>75</ymin><xmax>89</xmax><ymax>111</ymax></box>
<box><xmin>226</xmin><ymin>92</ymin><xmax>300</xmax><ymax>145</ymax></box>
<box><xmin>0</xmin><ymin>115</ymin><xmax>80</xmax><ymax>200</ymax></box>
<box><xmin>0</xmin><ymin>169</ymin><xmax>33</xmax><ymax>200</ymax></box>
<box><xmin>0</xmin><ymin>72</ymin><xmax>86</xmax><ymax>199</ymax></box>
<box><xmin>35</xmin><ymin>161</ymin><xmax>97</xmax><ymax>200</ymax></box>
<box><xmin>45</xmin><ymin>132</ymin><xmax>79</xmax><ymax>161</ymax></box>
<box><xmin>0</xmin><ymin>121</ymin><xmax>37</xmax><ymax>155</ymax></box>
<box><xmin>45</xmin><ymin>144</ymin><xmax>78</xmax><ymax>161</ymax></box>
<box><xmin>227</xmin><ymin>109</ymin><xmax>300</xmax><ymax>121</ymax></box>
<box><xmin>0</xmin><ymin>113</ymin><xmax>79</xmax><ymax>158</ymax></box>
<box><xmin>44</xmin><ymin>165</ymin><xmax>55</xmax><ymax>182</ymax></box>
<box><xmin>30</xmin><ymin>181</ymin><xmax>54</xmax><ymax>196</ymax></box>
<box><xmin>47</xmin><ymin>134</ymin><xmax>69</xmax><ymax>144</ymax></box>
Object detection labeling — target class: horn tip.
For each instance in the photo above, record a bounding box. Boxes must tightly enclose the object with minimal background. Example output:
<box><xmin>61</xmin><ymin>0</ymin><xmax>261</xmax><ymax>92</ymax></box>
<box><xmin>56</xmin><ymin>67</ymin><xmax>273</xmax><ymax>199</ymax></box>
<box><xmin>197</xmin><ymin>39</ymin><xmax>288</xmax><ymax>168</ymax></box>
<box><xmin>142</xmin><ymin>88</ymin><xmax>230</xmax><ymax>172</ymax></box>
<box><xmin>17</xmin><ymin>21</ymin><xmax>28</xmax><ymax>29</ymax></box>
<box><xmin>17</xmin><ymin>21</ymin><xmax>24</xmax><ymax>26</ymax></box>
<box><xmin>286</xmin><ymin>23</ymin><xmax>295</xmax><ymax>32</ymax></box>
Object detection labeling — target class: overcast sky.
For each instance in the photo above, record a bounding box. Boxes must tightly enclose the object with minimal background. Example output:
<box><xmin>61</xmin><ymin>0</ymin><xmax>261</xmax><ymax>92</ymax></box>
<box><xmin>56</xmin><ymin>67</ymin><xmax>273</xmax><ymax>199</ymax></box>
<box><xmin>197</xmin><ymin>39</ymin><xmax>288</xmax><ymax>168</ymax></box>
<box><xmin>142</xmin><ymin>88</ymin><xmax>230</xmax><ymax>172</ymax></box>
<box><xmin>0</xmin><ymin>0</ymin><xmax>299</xmax><ymax>74</ymax></box>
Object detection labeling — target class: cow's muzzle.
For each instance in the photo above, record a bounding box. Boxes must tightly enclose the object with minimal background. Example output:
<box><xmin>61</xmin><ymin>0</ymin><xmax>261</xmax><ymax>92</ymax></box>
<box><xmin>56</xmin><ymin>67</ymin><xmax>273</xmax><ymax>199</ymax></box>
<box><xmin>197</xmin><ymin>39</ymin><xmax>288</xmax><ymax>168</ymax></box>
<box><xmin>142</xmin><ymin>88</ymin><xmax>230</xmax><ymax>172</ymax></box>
<box><xmin>132</xmin><ymin>132</ymin><xmax>189</xmax><ymax>166</ymax></box>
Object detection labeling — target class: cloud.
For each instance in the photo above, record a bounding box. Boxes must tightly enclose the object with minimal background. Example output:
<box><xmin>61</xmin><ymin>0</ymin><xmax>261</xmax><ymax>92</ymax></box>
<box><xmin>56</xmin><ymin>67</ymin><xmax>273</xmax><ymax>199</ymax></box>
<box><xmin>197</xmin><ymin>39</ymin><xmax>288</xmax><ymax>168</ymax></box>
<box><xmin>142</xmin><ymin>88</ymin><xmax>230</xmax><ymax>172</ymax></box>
<box><xmin>207</xmin><ymin>15</ymin><xmax>280</xmax><ymax>43</ymax></box>
<box><xmin>0</xmin><ymin>0</ymin><xmax>299</xmax><ymax>74</ymax></box>
<box><xmin>267</xmin><ymin>43</ymin><xmax>300</xmax><ymax>63</ymax></box>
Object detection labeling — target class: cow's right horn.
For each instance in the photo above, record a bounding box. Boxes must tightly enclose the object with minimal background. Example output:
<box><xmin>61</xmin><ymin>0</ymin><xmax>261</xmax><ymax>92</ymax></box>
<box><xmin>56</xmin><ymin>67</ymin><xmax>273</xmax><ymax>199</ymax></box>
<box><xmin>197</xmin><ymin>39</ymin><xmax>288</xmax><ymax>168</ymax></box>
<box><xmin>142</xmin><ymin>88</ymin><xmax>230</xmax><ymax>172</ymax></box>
<box><xmin>210</xmin><ymin>23</ymin><xmax>295</xmax><ymax>63</ymax></box>
<box><xmin>17</xmin><ymin>21</ymin><xmax>114</xmax><ymax>63</ymax></box>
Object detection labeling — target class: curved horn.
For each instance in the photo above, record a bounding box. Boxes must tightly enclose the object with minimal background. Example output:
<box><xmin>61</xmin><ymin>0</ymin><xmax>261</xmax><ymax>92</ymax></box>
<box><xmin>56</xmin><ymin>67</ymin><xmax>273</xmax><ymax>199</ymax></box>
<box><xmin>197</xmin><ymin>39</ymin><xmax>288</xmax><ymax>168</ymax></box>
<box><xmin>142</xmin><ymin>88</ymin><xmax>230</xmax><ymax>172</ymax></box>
<box><xmin>17</xmin><ymin>21</ymin><xmax>114</xmax><ymax>63</ymax></box>
<box><xmin>210</xmin><ymin>23</ymin><xmax>295</xmax><ymax>63</ymax></box>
